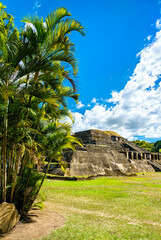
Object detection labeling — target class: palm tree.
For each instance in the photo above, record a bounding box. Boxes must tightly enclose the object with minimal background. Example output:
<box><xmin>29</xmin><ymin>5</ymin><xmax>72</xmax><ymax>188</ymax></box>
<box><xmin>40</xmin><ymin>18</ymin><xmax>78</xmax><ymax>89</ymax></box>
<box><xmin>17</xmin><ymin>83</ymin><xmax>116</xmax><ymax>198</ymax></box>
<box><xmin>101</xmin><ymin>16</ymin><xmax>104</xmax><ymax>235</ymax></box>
<box><xmin>13</xmin><ymin>119</ymin><xmax>82</xmax><ymax>217</ymax></box>
<box><xmin>0</xmin><ymin>3</ymin><xmax>20</xmax><ymax>202</ymax></box>
<box><xmin>0</xmin><ymin>4</ymin><xmax>84</xmax><ymax>216</ymax></box>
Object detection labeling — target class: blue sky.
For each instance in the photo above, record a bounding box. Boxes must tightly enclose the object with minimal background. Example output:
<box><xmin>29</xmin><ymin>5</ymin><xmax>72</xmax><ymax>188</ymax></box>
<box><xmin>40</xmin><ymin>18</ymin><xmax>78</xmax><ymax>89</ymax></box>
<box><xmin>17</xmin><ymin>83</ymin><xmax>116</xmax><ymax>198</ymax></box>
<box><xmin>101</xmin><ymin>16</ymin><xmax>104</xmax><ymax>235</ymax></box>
<box><xmin>4</xmin><ymin>0</ymin><xmax>161</xmax><ymax>141</ymax></box>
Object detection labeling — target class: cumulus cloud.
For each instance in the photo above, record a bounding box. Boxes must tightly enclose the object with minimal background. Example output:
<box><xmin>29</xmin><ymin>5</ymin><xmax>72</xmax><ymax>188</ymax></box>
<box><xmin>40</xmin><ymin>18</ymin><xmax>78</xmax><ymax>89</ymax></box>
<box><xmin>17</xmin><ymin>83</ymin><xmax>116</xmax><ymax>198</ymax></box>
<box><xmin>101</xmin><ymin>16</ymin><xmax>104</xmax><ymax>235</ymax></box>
<box><xmin>73</xmin><ymin>19</ymin><xmax>161</xmax><ymax>140</ymax></box>
<box><xmin>76</xmin><ymin>101</ymin><xmax>85</xmax><ymax>109</ymax></box>
<box><xmin>91</xmin><ymin>97</ymin><xmax>97</xmax><ymax>103</ymax></box>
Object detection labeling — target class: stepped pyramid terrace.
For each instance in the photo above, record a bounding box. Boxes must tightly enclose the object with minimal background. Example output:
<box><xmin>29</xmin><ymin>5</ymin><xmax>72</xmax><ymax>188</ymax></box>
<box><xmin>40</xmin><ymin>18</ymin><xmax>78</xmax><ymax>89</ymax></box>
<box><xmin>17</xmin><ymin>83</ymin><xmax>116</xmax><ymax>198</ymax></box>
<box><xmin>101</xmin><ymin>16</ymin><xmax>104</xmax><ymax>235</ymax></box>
<box><xmin>53</xmin><ymin>129</ymin><xmax>161</xmax><ymax>177</ymax></box>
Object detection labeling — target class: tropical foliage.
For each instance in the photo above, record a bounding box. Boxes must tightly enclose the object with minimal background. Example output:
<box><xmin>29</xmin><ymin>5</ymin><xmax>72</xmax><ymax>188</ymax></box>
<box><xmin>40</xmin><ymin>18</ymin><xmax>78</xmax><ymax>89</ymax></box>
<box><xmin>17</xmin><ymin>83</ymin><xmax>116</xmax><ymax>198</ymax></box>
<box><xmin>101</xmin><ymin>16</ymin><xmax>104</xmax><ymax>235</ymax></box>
<box><xmin>0</xmin><ymin>2</ymin><xmax>84</xmax><ymax>218</ymax></box>
<box><xmin>154</xmin><ymin>140</ymin><xmax>161</xmax><ymax>152</ymax></box>
<box><xmin>132</xmin><ymin>140</ymin><xmax>161</xmax><ymax>152</ymax></box>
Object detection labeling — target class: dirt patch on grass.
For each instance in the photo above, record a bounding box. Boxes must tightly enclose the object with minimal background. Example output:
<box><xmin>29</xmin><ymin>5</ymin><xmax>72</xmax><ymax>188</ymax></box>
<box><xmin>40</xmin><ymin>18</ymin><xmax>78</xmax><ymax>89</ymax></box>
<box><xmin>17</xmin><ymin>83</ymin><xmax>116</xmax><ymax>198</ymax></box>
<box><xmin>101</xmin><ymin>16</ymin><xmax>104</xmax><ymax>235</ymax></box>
<box><xmin>49</xmin><ymin>204</ymin><xmax>161</xmax><ymax>227</ymax></box>
<box><xmin>0</xmin><ymin>209</ymin><xmax>65</xmax><ymax>240</ymax></box>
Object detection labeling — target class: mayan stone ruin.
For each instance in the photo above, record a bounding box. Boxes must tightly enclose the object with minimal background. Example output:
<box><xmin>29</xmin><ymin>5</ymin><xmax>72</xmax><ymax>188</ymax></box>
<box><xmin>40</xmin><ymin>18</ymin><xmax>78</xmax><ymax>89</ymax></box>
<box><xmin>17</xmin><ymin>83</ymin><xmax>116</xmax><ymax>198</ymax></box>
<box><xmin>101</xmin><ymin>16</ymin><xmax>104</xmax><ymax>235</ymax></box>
<box><xmin>54</xmin><ymin>129</ymin><xmax>161</xmax><ymax>177</ymax></box>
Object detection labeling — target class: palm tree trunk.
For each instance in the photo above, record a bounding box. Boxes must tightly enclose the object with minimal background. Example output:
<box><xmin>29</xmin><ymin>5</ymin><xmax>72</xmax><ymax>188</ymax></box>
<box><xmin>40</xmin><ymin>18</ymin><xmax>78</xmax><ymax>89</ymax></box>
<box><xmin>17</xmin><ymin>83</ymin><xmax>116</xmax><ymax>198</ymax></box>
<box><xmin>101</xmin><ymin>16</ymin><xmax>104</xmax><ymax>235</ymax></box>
<box><xmin>34</xmin><ymin>71</ymin><xmax>39</xmax><ymax>82</ymax></box>
<box><xmin>7</xmin><ymin>143</ymin><xmax>15</xmax><ymax>184</ymax></box>
<box><xmin>34</xmin><ymin>157</ymin><xmax>53</xmax><ymax>201</ymax></box>
<box><xmin>10</xmin><ymin>147</ymin><xmax>22</xmax><ymax>202</ymax></box>
<box><xmin>3</xmin><ymin>97</ymin><xmax>8</xmax><ymax>202</ymax></box>
<box><xmin>0</xmin><ymin>146</ymin><xmax>2</xmax><ymax>202</ymax></box>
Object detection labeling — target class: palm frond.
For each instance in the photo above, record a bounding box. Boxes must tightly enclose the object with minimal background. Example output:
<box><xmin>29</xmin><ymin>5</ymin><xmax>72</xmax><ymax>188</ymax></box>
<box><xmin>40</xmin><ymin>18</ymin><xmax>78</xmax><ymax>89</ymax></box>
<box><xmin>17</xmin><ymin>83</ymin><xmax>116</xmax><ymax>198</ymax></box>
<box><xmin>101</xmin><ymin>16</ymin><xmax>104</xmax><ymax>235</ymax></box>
<box><xmin>45</xmin><ymin>7</ymin><xmax>71</xmax><ymax>31</ymax></box>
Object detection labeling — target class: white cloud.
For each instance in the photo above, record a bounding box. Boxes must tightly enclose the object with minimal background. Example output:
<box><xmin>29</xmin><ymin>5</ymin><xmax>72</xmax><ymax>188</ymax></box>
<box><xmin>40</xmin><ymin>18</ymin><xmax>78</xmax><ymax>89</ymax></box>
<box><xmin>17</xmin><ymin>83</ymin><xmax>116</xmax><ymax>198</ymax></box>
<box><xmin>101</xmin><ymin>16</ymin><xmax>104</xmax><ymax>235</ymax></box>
<box><xmin>91</xmin><ymin>97</ymin><xmax>97</xmax><ymax>103</ymax></box>
<box><xmin>76</xmin><ymin>101</ymin><xmax>85</xmax><ymax>109</ymax></box>
<box><xmin>147</xmin><ymin>35</ymin><xmax>152</xmax><ymax>41</ymax></box>
<box><xmin>73</xmin><ymin>19</ymin><xmax>161</xmax><ymax>140</ymax></box>
<box><xmin>156</xmin><ymin>19</ymin><xmax>161</xmax><ymax>29</ymax></box>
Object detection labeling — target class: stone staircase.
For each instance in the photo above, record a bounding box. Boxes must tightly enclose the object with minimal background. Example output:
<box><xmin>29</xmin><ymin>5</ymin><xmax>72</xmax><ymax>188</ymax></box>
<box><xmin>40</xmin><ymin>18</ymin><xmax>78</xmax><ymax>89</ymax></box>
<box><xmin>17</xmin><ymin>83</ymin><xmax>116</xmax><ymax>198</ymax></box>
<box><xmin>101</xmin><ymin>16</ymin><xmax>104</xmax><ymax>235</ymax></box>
<box><xmin>121</xmin><ymin>139</ymin><xmax>148</xmax><ymax>153</ymax></box>
<box><xmin>75</xmin><ymin>129</ymin><xmax>135</xmax><ymax>154</ymax></box>
<box><xmin>148</xmin><ymin>161</ymin><xmax>161</xmax><ymax>172</ymax></box>
<box><xmin>75</xmin><ymin>129</ymin><xmax>152</xmax><ymax>156</ymax></box>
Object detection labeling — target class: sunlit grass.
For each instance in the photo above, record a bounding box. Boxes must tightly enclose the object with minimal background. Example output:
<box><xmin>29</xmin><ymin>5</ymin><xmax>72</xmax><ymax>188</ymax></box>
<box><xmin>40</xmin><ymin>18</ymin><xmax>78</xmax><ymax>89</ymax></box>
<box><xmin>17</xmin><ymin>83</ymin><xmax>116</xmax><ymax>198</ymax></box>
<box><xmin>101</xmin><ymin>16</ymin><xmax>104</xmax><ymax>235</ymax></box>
<box><xmin>40</xmin><ymin>173</ymin><xmax>161</xmax><ymax>240</ymax></box>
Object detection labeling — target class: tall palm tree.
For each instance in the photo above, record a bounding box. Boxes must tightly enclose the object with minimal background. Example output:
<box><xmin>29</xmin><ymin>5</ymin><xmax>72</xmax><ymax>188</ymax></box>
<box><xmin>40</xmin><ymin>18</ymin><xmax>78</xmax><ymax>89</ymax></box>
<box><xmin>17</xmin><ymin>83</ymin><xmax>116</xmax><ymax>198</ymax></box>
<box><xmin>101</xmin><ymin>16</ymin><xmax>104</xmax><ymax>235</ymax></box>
<box><xmin>0</xmin><ymin>4</ymin><xmax>84</xmax><ymax>210</ymax></box>
<box><xmin>0</xmin><ymin>3</ymin><xmax>20</xmax><ymax>202</ymax></box>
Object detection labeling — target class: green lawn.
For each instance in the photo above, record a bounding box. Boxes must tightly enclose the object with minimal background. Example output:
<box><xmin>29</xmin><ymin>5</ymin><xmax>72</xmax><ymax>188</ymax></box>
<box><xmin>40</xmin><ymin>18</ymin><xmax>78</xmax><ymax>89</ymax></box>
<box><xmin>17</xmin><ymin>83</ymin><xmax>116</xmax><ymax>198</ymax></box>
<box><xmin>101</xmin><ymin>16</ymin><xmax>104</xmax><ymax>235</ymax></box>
<box><xmin>40</xmin><ymin>173</ymin><xmax>161</xmax><ymax>240</ymax></box>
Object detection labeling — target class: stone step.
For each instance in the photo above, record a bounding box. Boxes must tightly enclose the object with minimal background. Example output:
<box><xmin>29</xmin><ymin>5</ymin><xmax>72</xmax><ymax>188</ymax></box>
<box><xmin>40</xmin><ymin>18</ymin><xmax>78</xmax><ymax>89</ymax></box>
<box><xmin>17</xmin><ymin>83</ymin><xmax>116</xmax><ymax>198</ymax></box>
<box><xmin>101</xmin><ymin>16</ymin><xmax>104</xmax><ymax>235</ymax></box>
<box><xmin>123</xmin><ymin>140</ymin><xmax>148</xmax><ymax>153</ymax></box>
<box><xmin>148</xmin><ymin>161</ymin><xmax>161</xmax><ymax>172</ymax></box>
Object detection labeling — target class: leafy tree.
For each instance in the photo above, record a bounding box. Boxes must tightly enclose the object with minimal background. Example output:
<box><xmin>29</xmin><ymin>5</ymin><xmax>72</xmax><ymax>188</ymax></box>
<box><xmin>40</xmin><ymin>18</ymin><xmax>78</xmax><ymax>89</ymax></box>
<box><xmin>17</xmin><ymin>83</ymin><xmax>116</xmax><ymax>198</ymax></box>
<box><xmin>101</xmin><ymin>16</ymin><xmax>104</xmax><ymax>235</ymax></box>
<box><xmin>132</xmin><ymin>140</ymin><xmax>155</xmax><ymax>152</ymax></box>
<box><xmin>154</xmin><ymin>140</ymin><xmax>161</xmax><ymax>152</ymax></box>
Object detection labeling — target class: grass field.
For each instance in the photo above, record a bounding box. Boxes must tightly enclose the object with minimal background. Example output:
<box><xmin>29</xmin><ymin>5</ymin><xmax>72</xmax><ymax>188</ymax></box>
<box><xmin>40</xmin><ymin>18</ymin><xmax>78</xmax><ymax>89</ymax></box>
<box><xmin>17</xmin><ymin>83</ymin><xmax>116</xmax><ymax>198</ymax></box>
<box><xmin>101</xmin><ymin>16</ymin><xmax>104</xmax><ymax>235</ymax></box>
<box><xmin>40</xmin><ymin>173</ymin><xmax>161</xmax><ymax>240</ymax></box>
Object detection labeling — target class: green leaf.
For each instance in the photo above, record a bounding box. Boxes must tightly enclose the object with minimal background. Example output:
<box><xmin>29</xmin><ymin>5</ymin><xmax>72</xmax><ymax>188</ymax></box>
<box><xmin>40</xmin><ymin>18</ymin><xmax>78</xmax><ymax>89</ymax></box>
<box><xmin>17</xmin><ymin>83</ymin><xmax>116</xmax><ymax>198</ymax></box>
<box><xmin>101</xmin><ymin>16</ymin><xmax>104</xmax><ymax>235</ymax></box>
<box><xmin>0</xmin><ymin>202</ymin><xmax>20</xmax><ymax>233</ymax></box>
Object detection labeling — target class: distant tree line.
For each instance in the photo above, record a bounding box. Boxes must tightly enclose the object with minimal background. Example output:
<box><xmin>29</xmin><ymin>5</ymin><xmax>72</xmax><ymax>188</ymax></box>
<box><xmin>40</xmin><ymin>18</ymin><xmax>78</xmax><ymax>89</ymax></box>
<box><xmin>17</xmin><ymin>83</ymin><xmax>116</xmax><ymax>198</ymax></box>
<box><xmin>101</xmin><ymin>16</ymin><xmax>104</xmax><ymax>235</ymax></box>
<box><xmin>132</xmin><ymin>140</ymin><xmax>161</xmax><ymax>153</ymax></box>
